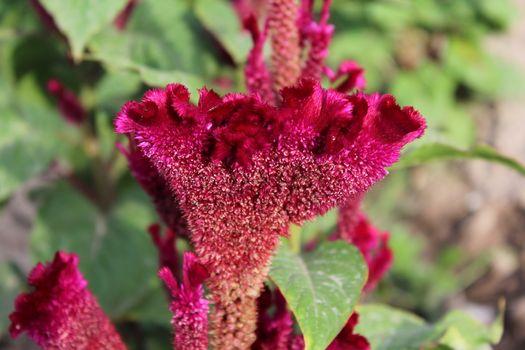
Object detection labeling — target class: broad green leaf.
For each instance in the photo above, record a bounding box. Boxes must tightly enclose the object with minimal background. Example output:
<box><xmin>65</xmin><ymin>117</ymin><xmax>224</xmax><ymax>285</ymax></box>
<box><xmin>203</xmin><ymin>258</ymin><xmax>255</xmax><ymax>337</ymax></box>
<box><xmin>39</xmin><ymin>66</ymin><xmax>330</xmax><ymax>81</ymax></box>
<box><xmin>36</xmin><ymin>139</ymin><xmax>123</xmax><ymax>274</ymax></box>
<box><xmin>194</xmin><ymin>0</ymin><xmax>251</xmax><ymax>64</ymax></box>
<box><xmin>356</xmin><ymin>303</ymin><xmax>504</xmax><ymax>350</ymax></box>
<box><xmin>39</xmin><ymin>0</ymin><xmax>128</xmax><ymax>60</ymax></box>
<box><xmin>89</xmin><ymin>0</ymin><xmax>219</xmax><ymax>90</ymax></box>
<box><xmin>0</xmin><ymin>75</ymin><xmax>78</xmax><ymax>200</ymax></box>
<box><xmin>270</xmin><ymin>239</ymin><xmax>367</xmax><ymax>350</ymax></box>
<box><xmin>94</xmin><ymin>70</ymin><xmax>142</xmax><ymax>112</ymax></box>
<box><xmin>355</xmin><ymin>304</ymin><xmax>437</xmax><ymax>350</ymax></box>
<box><xmin>395</xmin><ymin>143</ymin><xmax>525</xmax><ymax>176</ymax></box>
<box><xmin>438</xmin><ymin>302</ymin><xmax>504</xmax><ymax>350</ymax></box>
<box><xmin>30</xmin><ymin>181</ymin><xmax>167</xmax><ymax>321</ymax></box>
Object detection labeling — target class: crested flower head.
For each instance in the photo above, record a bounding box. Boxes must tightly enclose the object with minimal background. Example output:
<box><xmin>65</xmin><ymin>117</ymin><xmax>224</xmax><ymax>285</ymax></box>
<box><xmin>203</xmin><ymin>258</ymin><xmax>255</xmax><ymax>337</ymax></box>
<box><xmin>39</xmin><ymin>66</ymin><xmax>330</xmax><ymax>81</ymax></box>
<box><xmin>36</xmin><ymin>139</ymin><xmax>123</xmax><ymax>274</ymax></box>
<box><xmin>159</xmin><ymin>252</ymin><xmax>209</xmax><ymax>350</ymax></box>
<box><xmin>116</xmin><ymin>78</ymin><xmax>424</xmax><ymax>347</ymax></box>
<box><xmin>9</xmin><ymin>252</ymin><xmax>127</xmax><ymax>350</ymax></box>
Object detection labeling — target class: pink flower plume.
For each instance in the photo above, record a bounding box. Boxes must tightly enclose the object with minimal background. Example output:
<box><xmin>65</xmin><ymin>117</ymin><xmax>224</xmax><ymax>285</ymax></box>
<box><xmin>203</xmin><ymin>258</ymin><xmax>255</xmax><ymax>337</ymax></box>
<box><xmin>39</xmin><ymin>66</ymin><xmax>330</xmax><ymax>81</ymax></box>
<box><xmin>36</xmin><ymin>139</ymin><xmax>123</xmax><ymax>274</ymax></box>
<box><xmin>9</xmin><ymin>252</ymin><xmax>127</xmax><ymax>350</ymax></box>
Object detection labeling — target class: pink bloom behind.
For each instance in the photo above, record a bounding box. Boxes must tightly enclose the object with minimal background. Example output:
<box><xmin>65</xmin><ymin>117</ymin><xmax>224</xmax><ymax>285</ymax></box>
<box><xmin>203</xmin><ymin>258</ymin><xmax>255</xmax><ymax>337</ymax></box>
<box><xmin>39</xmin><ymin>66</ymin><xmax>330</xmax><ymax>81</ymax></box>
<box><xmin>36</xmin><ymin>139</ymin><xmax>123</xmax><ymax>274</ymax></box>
<box><xmin>299</xmin><ymin>0</ymin><xmax>334</xmax><ymax>81</ymax></box>
<box><xmin>9</xmin><ymin>252</ymin><xmax>127</xmax><ymax>350</ymax></box>
<box><xmin>336</xmin><ymin>199</ymin><xmax>393</xmax><ymax>291</ymax></box>
<box><xmin>327</xmin><ymin>313</ymin><xmax>371</xmax><ymax>350</ymax></box>
<box><xmin>253</xmin><ymin>287</ymin><xmax>294</xmax><ymax>350</ymax></box>
<box><xmin>117</xmin><ymin>141</ymin><xmax>189</xmax><ymax>236</ymax></box>
<box><xmin>148</xmin><ymin>223</ymin><xmax>178</xmax><ymax>275</ymax></box>
<box><xmin>325</xmin><ymin>60</ymin><xmax>367</xmax><ymax>93</ymax></box>
<box><xmin>269</xmin><ymin>0</ymin><xmax>302</xmax><ymax>91</ymax></box>
<box><xmin>159</xmin><ymin>252</ymin><xmax>209</xmax><ymax>350</ymax></box>
<box><xmin>47</xmin><ymin>79</ymin><xmax>86</xmax><ymax>125</ymax></box>
<box><xmin>114</xmin><ymin>0</ymin><xmax>139</xmax><ymax>30</ymax></box>
<box><xmin>244</xmin><ymin>15</ymin><xmax>275</xmax><ymax>103</ymax></box>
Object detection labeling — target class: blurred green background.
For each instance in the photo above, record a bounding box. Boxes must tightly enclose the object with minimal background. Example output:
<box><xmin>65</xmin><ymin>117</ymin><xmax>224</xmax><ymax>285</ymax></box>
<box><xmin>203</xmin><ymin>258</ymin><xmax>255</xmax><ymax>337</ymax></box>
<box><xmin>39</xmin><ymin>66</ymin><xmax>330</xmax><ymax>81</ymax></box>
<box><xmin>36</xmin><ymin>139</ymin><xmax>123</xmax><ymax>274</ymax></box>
<box><xmin>1</xmin><ymin>0</ymin><xmax>525</xmax><ymax>349</ymax></box>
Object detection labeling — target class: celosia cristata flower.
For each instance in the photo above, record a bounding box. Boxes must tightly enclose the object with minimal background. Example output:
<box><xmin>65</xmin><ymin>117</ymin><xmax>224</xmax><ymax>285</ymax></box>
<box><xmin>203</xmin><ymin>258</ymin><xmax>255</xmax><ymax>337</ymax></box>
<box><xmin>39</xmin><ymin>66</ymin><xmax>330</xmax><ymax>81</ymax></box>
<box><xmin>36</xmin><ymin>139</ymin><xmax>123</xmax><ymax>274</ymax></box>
<box><xmin>115</xmin><ymin>77</ymin><xmax>425</xmax><ymax>348</ymax></box>
<box><xmin>159</xmin><ymin>252</ymin><xmax>209</xmax><ymax>350</ymax></box>
<box><xmin>9</xmin><ymin>252</ymin><xmax>127</xmax><ymax>350</ymax></box>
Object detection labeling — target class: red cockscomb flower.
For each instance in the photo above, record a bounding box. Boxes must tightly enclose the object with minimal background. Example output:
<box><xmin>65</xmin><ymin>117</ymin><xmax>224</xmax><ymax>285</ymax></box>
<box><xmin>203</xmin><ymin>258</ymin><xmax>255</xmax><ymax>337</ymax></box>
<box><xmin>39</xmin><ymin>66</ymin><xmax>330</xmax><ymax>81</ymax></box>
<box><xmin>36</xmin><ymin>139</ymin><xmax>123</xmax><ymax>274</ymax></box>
<box><xmin>115</xmin><ymin>78</ymin><xmax>425</xmax><ymax>347</ymax></box>
<box><xmin>9</xmin><ymin>252</ymin><xmax>127</xmax><ymax>350</ymax></box>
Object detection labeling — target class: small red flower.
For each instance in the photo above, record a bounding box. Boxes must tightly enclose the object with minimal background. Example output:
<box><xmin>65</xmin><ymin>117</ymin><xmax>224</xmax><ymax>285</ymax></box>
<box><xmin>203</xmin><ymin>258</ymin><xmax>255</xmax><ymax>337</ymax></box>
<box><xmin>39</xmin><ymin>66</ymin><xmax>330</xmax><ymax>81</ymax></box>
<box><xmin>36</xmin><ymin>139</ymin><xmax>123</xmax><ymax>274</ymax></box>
<box><xmin>9</xmin><ymin>252</ymin><xmax>127</xmax><ymax>350</ymax></box>
<box><xmin>159</xmin><ymin>252</ymin><xmax>209</xmax><ymax>350</ymax></box>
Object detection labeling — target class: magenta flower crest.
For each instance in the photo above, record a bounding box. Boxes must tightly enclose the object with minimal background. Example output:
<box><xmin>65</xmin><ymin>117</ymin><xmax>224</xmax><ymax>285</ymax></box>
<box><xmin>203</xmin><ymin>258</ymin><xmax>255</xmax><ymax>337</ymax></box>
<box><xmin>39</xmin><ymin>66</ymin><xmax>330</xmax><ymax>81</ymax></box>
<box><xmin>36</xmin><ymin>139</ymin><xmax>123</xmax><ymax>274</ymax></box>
<box><xmin>115</xmin><ymin>77</ymin><xmax>425</xmax><ymax>347</ymax></box>
<box><xmin>9</xmin><ymin>252</ymin><xmax>127</xmax><ymax>350</ymax></box>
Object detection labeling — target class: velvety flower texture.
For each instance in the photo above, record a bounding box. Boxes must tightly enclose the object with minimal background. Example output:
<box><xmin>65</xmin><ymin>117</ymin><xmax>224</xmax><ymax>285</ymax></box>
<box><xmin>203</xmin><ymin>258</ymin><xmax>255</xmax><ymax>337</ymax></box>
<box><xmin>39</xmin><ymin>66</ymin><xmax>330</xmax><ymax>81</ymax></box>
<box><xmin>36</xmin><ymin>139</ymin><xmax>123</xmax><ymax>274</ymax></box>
<box><xmin>159</xmin><ymin>252</ymin><xmax>209</xmax><ymax>350</ymax></box>
<box><xmin>115</xmin><ymin>78</ymin><xmax>425</xmax><ymax>348</ymax></box>
<box><xmin>9</xmin><ymin>252</ymin><xmax>127</xmax><ymax>350</ymax></box>
<box><xmin>47</xmin><ymin>79</ymin><xmax>86</xmax><ymax>125</ymax></box>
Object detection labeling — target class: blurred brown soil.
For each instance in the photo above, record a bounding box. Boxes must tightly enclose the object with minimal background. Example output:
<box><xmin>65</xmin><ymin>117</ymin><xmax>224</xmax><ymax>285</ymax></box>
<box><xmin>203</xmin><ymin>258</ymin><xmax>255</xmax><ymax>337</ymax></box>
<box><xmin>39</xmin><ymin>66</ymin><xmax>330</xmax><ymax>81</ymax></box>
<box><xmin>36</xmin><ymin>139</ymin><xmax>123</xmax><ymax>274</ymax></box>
<box><xmin>406</xmin><ymin>2</ymin><xmax>525</xmax><ymax>348</ymax></box>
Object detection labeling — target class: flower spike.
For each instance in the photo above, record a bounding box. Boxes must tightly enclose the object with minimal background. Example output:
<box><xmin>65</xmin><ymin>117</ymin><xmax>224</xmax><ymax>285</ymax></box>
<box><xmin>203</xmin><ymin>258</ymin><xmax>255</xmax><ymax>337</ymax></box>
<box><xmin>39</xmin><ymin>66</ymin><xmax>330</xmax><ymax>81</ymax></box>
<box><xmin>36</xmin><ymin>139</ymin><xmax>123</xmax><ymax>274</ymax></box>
<box><xmin>9</xmin><ymin>252</ymin><xmax>127</xmax><ymax>350</ymax></box>
<box><xmin>269</xmin><ymin>0</ymin><xmax>302</xmax><ymax>91</ymax></box>
<box><xmin>244</xmin><ymin>15</ymin><xmax>275</xmax><ymax>103</ymax></box>
<box><xmin>159</xmin><ymin>252</ymin><xmax>209</xmax><ymax>350</ymax></box>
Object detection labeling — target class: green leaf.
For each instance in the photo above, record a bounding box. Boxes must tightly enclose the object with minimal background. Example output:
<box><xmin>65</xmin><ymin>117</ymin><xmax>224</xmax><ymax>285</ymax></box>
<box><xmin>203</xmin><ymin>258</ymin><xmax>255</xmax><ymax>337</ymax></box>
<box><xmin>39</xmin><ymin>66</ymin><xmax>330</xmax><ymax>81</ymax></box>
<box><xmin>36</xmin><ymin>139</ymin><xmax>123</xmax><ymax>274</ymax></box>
<box><xmin>395</xmin><ymin>143</ymin><xmax>525</xmax><ymax>176</ymax></box>
<box><xmin>194</xmin><ymin>0</ymin><xmax>251</xmax><ymax>65</ymax></box>
<box><xmin>390</xmin><ymin>63</ymin><xmax>475</xmax><ymax>148</ymax></box>
<box><xmin>0</xmin><ymin>75</ymin><xmax>78</xmax><ymax>200</ymax></box>
<box><xmin>0</xmin><ymin>263</ymin><xmax>22</xmax><ymax>336</ymax></box>
<box><xmin>30</xmin><ymin>181</ymin><xmax>166</xmax><ymax>320</ymax></box>
<box><xmin>270</xmin><ymin>239</ymin><xmax>367</xmax><ymax>350</ymax></box>
<box><xmin>356</xmin><ymin>303</ymin><xmax>504</xmax><ymax>350</ymax></box>
<box><xmin>88</xmin><ymin>0</ymin><xmax>220</xmax><ymax>90</ymax></box>
<box><xmin>355</xmin><ymin>304</ymin><xmax>437</xmax><ymax>350</ymax></box>
<box><xmin>39</xmin><ymin>0</ymin><xmax>128</xmax><ymax>60</ymax></box>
